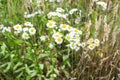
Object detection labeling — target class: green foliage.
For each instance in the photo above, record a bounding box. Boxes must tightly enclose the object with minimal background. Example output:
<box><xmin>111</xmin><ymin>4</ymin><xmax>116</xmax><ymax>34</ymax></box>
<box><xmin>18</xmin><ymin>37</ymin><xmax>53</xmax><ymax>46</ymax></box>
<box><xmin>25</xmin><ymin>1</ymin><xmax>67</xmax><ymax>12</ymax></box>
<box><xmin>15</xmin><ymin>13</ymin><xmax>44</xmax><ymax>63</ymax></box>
<box><xmin>0</xmin><ymin>0</ymin><xmax>120</xmax><ymax>80</ymax></box>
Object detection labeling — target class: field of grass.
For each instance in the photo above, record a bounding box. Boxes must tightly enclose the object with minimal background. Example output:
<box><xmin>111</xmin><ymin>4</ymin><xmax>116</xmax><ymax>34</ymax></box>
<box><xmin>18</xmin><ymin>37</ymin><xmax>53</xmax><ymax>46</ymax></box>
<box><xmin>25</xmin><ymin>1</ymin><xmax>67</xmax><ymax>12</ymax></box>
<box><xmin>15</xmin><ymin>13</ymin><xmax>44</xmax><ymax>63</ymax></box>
<box><xmin>0</xmin><ymin>0</ymin><xmax>120</xmax><ymax>80</ymax></box>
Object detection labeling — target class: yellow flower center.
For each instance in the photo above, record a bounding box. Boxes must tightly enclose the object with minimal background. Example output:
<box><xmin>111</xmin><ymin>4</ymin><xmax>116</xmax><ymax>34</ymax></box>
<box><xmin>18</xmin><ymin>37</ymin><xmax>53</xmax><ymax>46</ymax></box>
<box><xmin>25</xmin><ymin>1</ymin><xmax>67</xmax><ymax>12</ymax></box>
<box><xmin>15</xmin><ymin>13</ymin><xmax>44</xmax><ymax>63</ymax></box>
<box><xmin>74</xmin><ymin>29</ymin><xmax>79</xmax><ymax>32</ymax></box>
<box><xmin>16</xmin><ymin>26</ymin><xmax>20</xmax><ymax>29</ymax></box>
<box><xmin>90</xmin><ymin>45</ymin><xmax>94</xmax><ymax>49</ymax></box>
<box><xmin>82</xmin><ymin>43</ymin><xmax>85</xmax><ymax>47</ymax></box>
<box><xmin>49</xmin><ymin>20</ymin><xmax>54</xmax><ymax>23</ymax></box>
<box><xmin>67</xmin><ymin>36</ymin><xmax>71</xmax><ymax>40</ymax></box>
<box><xmin>57</xmin><ymin>38</ymin><xmax>61</xmax><ymax>42</ymax></box>
<box><xmin>48</xmin><ymin>22</ymin><xmax>53</xmax><ymax>26</ymax></box>
<box><xmin>30</xmin><ymin>29</ymin><xmax>34</xmax><ymax>32</ymax></box>
<box><xmin>77</xmin><ymin>41</ymin><xmax>80</xmax><ymax>45</ymax></box>
<box><xmin>25</xmin><ymin>34</ymin><xmax>28</xmax><ymax>37</ymax></box>
<box><xmin>67</xmin><ymin>25</ymin><xmax>71</xmax><ymax>30</ymax></box>
<box><xmin>95</xmin><ymin>40</ymin><xmax>99</xmax><ymax>43</ymax></box>
<box><xmin>62</xmin><ymin>24</ymin><xmax>66</xmax><ymax>28</ymax></box>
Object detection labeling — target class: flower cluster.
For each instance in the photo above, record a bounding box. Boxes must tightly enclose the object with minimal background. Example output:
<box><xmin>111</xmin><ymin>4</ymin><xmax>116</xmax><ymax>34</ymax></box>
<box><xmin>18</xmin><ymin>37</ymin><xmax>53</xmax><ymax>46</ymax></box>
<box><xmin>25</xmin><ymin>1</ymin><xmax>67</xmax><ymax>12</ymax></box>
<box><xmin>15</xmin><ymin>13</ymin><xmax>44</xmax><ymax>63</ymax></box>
<box><xmin>87</xmin><ymin>38</ymin><xmax>100</xmax><ymax>50</ymax></box>
<box><xmin>13</xmin><ymin>22</ymin><xmax>36</xmax><ymax>39</ymax></box>
<box><xmin>0</xmin><ymin>24</ymin><xmax>11</xmax><ymax>33</ymax></box>
<box><xmin>47</xmin><ymin>7</ymin><xmax>81</xmax><ymax>20</ymax></box>
<box><xmin>47</xmin><ymin>7</ymin><xmax>68</xmax><ymax>19</ymax></box>
<box><xmin>0</xmin><ymin>21</ymin><xmax>36</xmax><ymax>40</ymax></box>
<box><xmin>24</xmin><ymin>10</ymin><xmax>44</xmax><ymax>18</ymax></box>
<box><xmin>46</xmin><ymin>20</ymin><xmax>100</xmax><ymax>51</ymax></box>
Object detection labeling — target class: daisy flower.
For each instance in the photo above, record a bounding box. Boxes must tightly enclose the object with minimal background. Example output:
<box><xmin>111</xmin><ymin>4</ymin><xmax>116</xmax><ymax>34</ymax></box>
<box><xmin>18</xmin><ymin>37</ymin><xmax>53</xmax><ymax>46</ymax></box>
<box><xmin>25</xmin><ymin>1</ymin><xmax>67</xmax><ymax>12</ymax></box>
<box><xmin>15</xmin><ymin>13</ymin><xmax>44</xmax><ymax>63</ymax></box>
<box><xmin>65</xmin><ymin>33</ymin><xmax>73</xmax><ymax>41</ymax></box>
<box><xmin>46</xmin><ymin>20</ymin><xmax>56</xmax><ymax>28</ymax></box>
<box><xmin>94</xmin><ymin>39</ymin><xmax>100</xmax><ymax>46</ymax></box>
<box><xmin>60</xmin><ymin>24</ymin><xmax>67</xmax><ymax>30</ymax></box>
<box><xmin>96</xmin><ymin>1</ymin><xmax>107</xmax><ymax>10</ymax></box>
<box><xmin>67</xmin><ymin>25</ymin><xmax>72</xmax><ymax>31</ymax></box>
<box><xmin>80</xmin><ymin>42</ymin><xmax>86</xmax><ymax>48</ymax></box>
<box><xmin>76</xmin><ymin>40</ymin><xmax>81</xmax><ymax>46</ymax></box>
<box><xmin>29</xmin><ymin>27</ymin><xmax>36</xmax><ymax>35</ymax></box>
<box><xmin>13</xmin><ymin>24</ymin><xmax>22</xmax><ymax>31</ymax></box>
<box><xmin>40</xmin><ymin>36</ymin><xmax>47</xmax><ymax>41</ymax></box>
<box><xmin>52</xmin><ymin>32</ymin><xmax>63</xmax><ymax>39</ymax></box>
<box><xmin>69</xmin><ymin>42</ymin><xmax>77</xmax><ymax>50</ymax></box>
<box><xmin>22</xmin><ymin>32</ymin><xmax>29</xmax><ymax>39</ymax></box>
<box><xmin>75</xmin><ymin>47</ymin><xmax>80</xmax><ymax>51</ymax></box>
<box><xmin>69</xmin><ymin>8</ymin><xmax>78</xmax><ymax>15</ymax></box>
<box><xmin>55</xmin><ymin>37</ymin><xmax>63</xmax><ymax>44</ymax></box>
<box><xmin>24</xmin><ymin>21</ymin><xmax>33</xmax><ymax>27</ymax></box>
<box><xmin>23</xmin><ymin>27</ymin><xmax>29</xmax><ymax>32</ymax></box>
<box><xmin>88</xmin><ymin>43</ymin><xmax>96</xmax><ymax>50</ymax></box>
<box><xmin>56</xmin><ymin>7</ymin><xmax>65</xmax><ymax>13</ymax></box>
<box><xmin>87</xmin><ymin>38</ymin><xmax>94</xmax><ymax>44</ymax></box>
<box><xmin>2</xmin><ymin>27</ymin><xmax>11</xmax><ymax>33</ymax></box>
<box><xmin>49</xmin><ymin>43</ymin><xmax>54</xmax><ymax>49</ymax></box>
<box><xmin>72</xmin><ymin>28</ymin><xmax>82</xmax><ymax>35</ymax></box>
<box><xmin>75</xmin><ymin>34</ymin><xmax>80</xmax><ymax>40</ymax></box>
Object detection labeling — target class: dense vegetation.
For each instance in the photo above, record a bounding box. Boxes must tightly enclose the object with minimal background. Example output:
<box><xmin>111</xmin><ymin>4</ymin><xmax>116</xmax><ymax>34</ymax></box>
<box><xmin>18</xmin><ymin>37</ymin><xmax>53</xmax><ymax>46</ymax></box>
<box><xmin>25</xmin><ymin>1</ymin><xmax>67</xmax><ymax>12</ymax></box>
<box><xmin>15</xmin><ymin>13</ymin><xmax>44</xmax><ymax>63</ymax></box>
<box><xmin>0</xmin><ymin>0</ymin><xmax>120</xmax><ymax>80</ymax></box>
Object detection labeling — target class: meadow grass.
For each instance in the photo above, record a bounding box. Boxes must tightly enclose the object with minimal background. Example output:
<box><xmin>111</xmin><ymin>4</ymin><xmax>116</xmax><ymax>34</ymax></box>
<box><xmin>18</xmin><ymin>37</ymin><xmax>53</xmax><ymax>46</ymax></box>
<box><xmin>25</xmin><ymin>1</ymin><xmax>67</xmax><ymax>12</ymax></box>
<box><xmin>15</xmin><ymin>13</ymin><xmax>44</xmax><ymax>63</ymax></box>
<box><xmin>0</xmin><ymin>0</ymin><xmax>120</xmax><ymax>80</ymax></box>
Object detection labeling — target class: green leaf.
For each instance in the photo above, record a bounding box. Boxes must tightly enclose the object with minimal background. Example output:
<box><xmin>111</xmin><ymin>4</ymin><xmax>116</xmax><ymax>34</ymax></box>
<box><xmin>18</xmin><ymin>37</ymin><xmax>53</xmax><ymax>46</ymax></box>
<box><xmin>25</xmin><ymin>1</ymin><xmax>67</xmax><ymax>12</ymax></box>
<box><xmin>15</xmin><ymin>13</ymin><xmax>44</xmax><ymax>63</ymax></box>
<box><xmin>14</xmin><ymin>67</ymin><xmax>25</xmax><ymax>73</ymax></box>
<box><xmin>14</xmin><ymin>39</ymin><xmax>23</xmax><ymax>46</ymax></box>
<box><xmin>30</xmin><ymin>70</ymin><xmax>37</xmax><ymax>78</ymax></box>
<box><xmin>67</xmin><ymin>61</ymin><xmax>71</xmax><ymax>67</ymax></box>
<box><xmin>52</xmin><ymin>58</ymin><xmax>56</xmax><ymax>65</ymax></box>
<box><xmin>4</xmin><ymin>62</ymin><xmax>11</xmax><ymax>73</ymax></box>
<box><xmin>25</xmin><ymin>64</ymin><xmax>31</xmax><ymax>74</ymax></box>
<box><xmin>17</xmin><ymin>72</ymin><xmax>23</xmax><ymax>78</ymax></box>
<box><xmin>63</xmin><ymin>55</ymin><xmax>69</xmax><ymax>61</ymax></box>
<box><xmin>0</xmin><ymin>41</ymin><xmax>3</xmax><ymax>45</ymax></box>
<box><xmin>92</xmin><ymin>11</ymin><xmax>98</xmax><ymax>24</ymax></box>
<box><xmin>61</xmin><ymin>65</ymin><xmax>65</xmax><ymax>70</ymax></box>
<box><xmin>39</xmin><ymin>64</ymin><xmax>44</xmax><ymax>70</ymax></box>
<box><xmin>1</xmin><ymin>43</ymin><xmax>6</xmax><ymax>54</ymax></box>
<box><xmin>54</xmin><ymin>68</ymin><xmax>59</xmax><ymax>75</ymax></box>
<box><xmin>13</xmin><ymin>62</ymin><xmax>23</xmax><ymax>70</ymax></box>
<box><xmin>46</xmin><ymin>69</ymin><xmax>53</xmax><ymax>77</ymax></box>
<box><xmin>0</xmin><ymin>62</ymin><xmax>8</xmax><ymax>68</ymax></box>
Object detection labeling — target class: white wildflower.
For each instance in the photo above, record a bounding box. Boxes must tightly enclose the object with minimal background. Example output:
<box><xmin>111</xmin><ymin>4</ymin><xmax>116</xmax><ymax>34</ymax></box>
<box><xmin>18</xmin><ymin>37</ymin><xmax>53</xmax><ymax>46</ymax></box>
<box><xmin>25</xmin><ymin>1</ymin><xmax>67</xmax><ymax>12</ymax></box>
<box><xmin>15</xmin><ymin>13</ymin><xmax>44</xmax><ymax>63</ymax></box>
<box><xmin>87</xmin><ymin>38</ymin><xmax>94</xmax><ymax>44</ymax></box>
<box><xmin>56</xmin><ymin>8</ymin><xmax>65</xmax><ymax>13</ymax></box>
<box><xmin>49</xmin><ymin>0</ymin><xmax>55</xmax><ymax>2</ymax></box>
<box><xmin>40</xmin><ymin>36</ymin><xmax>47</xmax><ymax>41</ymax></box>
<box><xmin>94</xmin><ymin>39</ymin><xmax>100</xmax><ymax>46</ymax></box>
<box><xmin>22</xmin><ymin>32</ymin><xmax>29</xmax><ymax>39</ymax></box>
<box><xmin>2</xmin><ymin>27</ymin><xmax>11</xmax><ymax>33</ymax></box>
<box><xmin>69</xmin><ymin>42</ymin><xmax>77</xmax><ymax>50</ymax></box>
<box><xmin>88</xmin><ymin>43</ymin><xmax>96</xmax><ymax>50</ymax></box>
<box><xmin>24</xmin><ymin>21</ymin><xmax>33</xmax><ymax>27</ymax></box>
<box><xmin>23</xmin><ymin>27</ymin><xmax>29</xmax><ymax>32</ymax></box>
<box><xmin>49</xmin><ymin>43</ymin><xmax>54</xmax><ymax>49</ymax></box>
<box><xmin>60</xmin><ymin>24</ymin><xmax>68</xmax><ymax>30</ymax></box>
<box><xmin>96</xmin><ymin>1</ymin><xmax>107</xmax><ymax>10</ymax></box>
<box><xmin>80</xmin><ymin>42</ymin><xmax>86</xmax><ymax>48</ymax></box>
<box><xmin>69</xmin><ymin>8</ymin><xmax>78</xmax><ymax>15</ymax></box>
<box><xmin>46</xmin><ymin>20</ymin><xmax>56</xmax><ymax>28</ymax></box>
<box><xmin>13</xmin><ymin>24</ymin><xmax>22</xmax><ymax>32</ymax></box>
<box><xmin>52</xmin><ymin>32</ymin><xmax>63</xmax><ymax>39</ymax></box>
<box><xmin>55</xmin><ymin>37</ymin><xmax>63</xmax><ymax>44</ymax></box>
<box><xmin>65</xmin><ymin>33</ymin><xmax>73</xmax><ymax>41</ymax></box>
<box><xmin>29</xmin><ymin>27</ymin><xmax>36</xmax><ymax>35</ymax></box>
